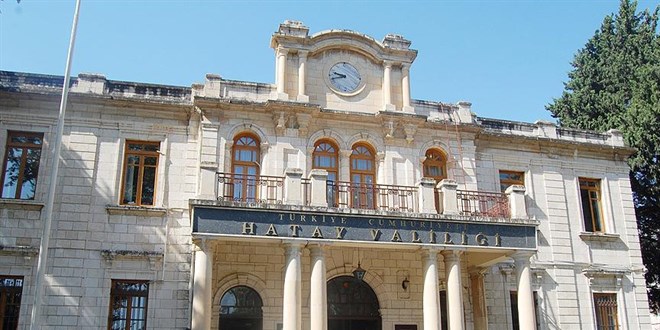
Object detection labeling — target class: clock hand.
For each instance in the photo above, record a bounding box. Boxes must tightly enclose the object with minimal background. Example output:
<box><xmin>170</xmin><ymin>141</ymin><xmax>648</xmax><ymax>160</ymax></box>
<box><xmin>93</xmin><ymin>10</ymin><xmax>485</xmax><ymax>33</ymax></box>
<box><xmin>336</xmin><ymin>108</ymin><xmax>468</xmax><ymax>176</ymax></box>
<box><xmin>332</xmin><ymin>72</ymin><xmax>347</xmax><ymax>78</ymax></box>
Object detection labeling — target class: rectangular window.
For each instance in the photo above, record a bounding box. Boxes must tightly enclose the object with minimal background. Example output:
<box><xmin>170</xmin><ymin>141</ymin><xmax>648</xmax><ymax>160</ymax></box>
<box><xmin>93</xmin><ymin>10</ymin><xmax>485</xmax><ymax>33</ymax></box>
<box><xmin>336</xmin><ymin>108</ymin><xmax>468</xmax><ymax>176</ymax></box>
<box><xmin>499</xmin><ymin>170</ymin><xmax>524</xmax><ymax>192</ymax></box>
<box><xmin>108</xmin><ymin>280</ymin><xmax>149</xmax><ymax>330</ymax></box>
<box><xmin>594</xmin><ymin>293</ymin><xmax>619</xmax><ymax>330</ymax></box>
<box><xmin>510</xmin><ymin>291</ymin><xmax>540</xmax><ymax>330</ymax></box>
<box><xmin>121</xmin><ymin>141</ymin><xmax>159</xmax><ymax>206</ymax></box>
<box><xmin>579</xmin><ymin>178</ymin><xmax>604</xmax><ymax>232</ymax></box>
<box><xmin>1</xmin><ymin>276</ymin><xmax>24</xmax><ymax>330</ymax></box>
<box><xmin>1</xmin><ymin>131</ymin><xmax>43</xmax><ymax>200</ymax></box>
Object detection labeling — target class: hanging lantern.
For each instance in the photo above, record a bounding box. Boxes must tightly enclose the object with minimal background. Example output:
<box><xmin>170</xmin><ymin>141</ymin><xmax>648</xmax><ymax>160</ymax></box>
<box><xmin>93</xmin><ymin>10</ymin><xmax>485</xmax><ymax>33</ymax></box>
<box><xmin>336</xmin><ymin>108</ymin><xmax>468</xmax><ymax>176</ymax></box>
<box><xmin>352</xmin><ymin>262</ymin><xmax>366</xmax><ymax>281</ymax></box>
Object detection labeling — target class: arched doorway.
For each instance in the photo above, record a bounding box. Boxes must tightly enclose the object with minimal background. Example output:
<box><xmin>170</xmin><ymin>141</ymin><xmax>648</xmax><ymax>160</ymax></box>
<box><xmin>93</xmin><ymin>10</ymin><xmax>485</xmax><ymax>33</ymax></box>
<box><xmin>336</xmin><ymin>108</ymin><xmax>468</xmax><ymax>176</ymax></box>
<box><xmin>327</xmin><ymin>276</ymin><xmax>381</xmax><ymax>330</ymax></box>
<box><xmin>219</xmin><ymin>286</ymin><xmax>263</xmax><ymax>330</ymax></box>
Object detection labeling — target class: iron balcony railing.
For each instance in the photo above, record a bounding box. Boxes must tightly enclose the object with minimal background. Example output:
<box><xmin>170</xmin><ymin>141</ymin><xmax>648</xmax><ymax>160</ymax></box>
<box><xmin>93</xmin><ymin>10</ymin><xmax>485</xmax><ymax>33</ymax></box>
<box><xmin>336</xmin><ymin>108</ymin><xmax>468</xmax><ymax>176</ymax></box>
<box><xmin>215</xmin><ymin>172</ymin><xmax>517</xmax><ymax>219</ymax></box>
<box><xmin>456</xmin><ymin>190</ymin><xmax>510</xmax><ymax>218</ymax></box>
<box><xmin>217</xmin><ymin>172</ymin><xmax>284</xmax><ymax>205</ymax></box>
<box><xmin>327</xmin><ymin>181</ymin><xmax>419</xmax><ymax>213</ymax></box>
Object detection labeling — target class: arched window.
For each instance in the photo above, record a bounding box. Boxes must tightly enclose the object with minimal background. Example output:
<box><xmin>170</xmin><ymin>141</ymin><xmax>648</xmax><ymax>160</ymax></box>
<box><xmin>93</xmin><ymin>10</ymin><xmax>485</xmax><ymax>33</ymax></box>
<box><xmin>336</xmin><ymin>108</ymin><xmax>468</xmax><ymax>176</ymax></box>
<box><xmin>350</xmin><ymin>143</ymin><xmax>376</xmax><ymax>209</ymax></box>
<box><xmin>313</xmin><ymin>140</ymin><xmax>339</xmax><ymax>207</ymax></box>
<box><xmin>327</xmin><ymin>276</ymin><xmax>381</xmax><ymax>330</ymax></box>
<box><xmin>231</xmin><ymin>133</ymin><xmax>260</xmax><ymax>202</ymax></box>
<box><xmin>423</xmin><ymin>148</ymin><xmax>447</xmax><ymax>213</ymax></box>
<box><xmin>423</xmin><ymin>148</ymin><xmax>447</xmax><ymax>182</ymax></box>
<box><xmin>219</xmin><ymin>286</ymin><xmax>263</xmax><ymax>330</ymax></box>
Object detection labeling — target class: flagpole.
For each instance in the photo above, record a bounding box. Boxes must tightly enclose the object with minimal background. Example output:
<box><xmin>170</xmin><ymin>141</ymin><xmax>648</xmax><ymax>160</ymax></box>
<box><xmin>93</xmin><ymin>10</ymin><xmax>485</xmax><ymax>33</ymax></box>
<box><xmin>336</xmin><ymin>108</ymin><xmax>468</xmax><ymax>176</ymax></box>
<box><xmin>29</xmin><ymin>0</ymin><xmax>82</xmax><ymax>328</ymax></box>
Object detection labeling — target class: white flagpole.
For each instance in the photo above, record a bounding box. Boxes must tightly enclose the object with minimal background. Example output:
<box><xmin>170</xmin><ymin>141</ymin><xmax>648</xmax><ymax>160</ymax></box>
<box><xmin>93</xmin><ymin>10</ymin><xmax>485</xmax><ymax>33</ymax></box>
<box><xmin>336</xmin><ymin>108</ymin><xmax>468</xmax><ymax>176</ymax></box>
<box><xmin>29</xmin><ymin>0</ymin><xmax>82</xmax><ymax>328</ymax></box>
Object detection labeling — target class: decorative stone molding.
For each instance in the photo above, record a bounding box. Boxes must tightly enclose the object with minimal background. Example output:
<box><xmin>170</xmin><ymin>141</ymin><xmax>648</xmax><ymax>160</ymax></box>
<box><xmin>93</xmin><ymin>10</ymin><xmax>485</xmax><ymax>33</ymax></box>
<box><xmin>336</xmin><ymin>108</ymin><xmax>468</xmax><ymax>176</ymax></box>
<box><xmin>0</xmin><ymin>245</ymin><xmax>39</xmax><ymax>260</ymax></box>
<box><xmin>274</xmin><ymin>112</ymin><xmax>287</xmax><ymax>135</ymax></box>
<box><xmin>277</xmin><ymin>20</ymin><xmax>309</xmax><ymax>38</ymax></box>
<box><xmin>535</xmin><ymin>120</ymin><xmax>558</xmax><ymax>139</ymax></box>
<box><xmin>0</xmin><ymin>199</ymin><xmax>45</xmax><ymax>211</ymax></box>
<box><xmin>383</xmin><ymin>120</ymin><xmax>395</xmax><ymax>139</ymax></box>
<box><xmin>579</xmin><ymin>232</ymin><xmax>621</xmax><ymax>242</ymax></box>
<box><xmin>296</xmin><ymin>113</ymin><xmax>312</xmax><ymax>135</ymax></box>
<box><xmin>100</xmin><ymin>249</ymin><xmax>164</xmax><ymax>270</ymax></box>
<box><xmin>403</xmin><ymin>123</ymin><xmax>417</xmax><ymax>143</ymax></box>
<box><xmin>530</xmin><ymin>267</ymin><xmax>545</xmax><ymax>285</ymax></box>
<box><xmin>105</xmin><ymin>205</ymin><xmax>167</xmax><ymax>217</ymax></box>
<box><xmin>582</xmin><ymin>267</ymin><xmax>627</xmax><ymax>288</ymax></box>
<box><xmin>382</xmin><ymin>34</ymin><xmax>412</xmax><ymax>50</ymax></box>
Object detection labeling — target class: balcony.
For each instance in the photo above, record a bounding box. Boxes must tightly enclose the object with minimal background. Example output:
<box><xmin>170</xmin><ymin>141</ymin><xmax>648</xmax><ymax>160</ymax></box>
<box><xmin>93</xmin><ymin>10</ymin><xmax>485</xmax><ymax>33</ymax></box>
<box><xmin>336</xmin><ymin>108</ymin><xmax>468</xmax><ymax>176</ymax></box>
<box><xmin>204</xmin><ymin>170</ymin><xmax>529</xmax><ymax>221</ymax></box>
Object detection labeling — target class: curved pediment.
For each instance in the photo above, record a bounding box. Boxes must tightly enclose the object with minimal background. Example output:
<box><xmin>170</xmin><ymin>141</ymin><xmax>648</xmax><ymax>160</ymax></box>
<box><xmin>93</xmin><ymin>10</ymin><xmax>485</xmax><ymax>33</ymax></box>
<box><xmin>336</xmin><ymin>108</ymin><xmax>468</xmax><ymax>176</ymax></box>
<box><xmin>271</xmin><ymin>21</ymin><xmax>417</xmax><ymax>63</ymax></box>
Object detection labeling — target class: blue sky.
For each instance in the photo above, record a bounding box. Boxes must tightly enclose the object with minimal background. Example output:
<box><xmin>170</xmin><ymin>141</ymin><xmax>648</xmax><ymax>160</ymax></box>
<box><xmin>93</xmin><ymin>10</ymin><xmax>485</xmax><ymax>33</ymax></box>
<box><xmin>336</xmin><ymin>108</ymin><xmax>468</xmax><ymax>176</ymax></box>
<box><xmin>1</xmin><ymin>0</ymin><xmax>658</xmax><ymax>124</ymax></box>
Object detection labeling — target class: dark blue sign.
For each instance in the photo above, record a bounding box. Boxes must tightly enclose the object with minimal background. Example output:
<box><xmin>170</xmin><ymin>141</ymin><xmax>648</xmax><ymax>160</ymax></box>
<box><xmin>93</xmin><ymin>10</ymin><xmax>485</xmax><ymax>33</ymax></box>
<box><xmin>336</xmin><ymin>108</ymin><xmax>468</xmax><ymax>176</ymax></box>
<box><xmin>192</xmin><ymin>206</ymin><xmax>536</xmax><ymax>249</ymax></box>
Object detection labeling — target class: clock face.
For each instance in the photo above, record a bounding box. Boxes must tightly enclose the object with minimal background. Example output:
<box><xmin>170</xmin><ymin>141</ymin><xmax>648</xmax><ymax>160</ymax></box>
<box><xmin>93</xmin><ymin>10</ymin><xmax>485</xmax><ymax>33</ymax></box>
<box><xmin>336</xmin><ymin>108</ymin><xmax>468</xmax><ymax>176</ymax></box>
<box><xmin>328</xmin><ymin>62</ymin><xmax>361</xmax><ymax>93</ymax></box>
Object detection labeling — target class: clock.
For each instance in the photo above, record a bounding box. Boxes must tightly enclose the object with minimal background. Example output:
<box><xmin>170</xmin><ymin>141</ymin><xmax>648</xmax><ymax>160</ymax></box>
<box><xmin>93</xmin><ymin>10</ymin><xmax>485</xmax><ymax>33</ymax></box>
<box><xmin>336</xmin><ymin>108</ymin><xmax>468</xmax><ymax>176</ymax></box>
<box><xmin>328</xmin><ymin>62</ymin><xmax>362</xmax><ymax>93</ymax></box>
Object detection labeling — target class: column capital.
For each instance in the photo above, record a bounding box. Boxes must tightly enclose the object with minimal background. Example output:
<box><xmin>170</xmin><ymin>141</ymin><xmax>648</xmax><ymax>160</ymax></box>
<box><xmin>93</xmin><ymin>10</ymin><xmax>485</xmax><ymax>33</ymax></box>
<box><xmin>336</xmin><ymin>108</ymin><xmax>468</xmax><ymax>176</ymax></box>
<box><xmin>298</xmin><ymin>50</ymin><xmax>309</xmax><ymax>58</ymax></box>
<box><xmin>382</xmin><ymin>60</ymin><xmax>395</xmax><ymax>68</ymax></box>
<box><xmin>260</xmin><ymin>141</ymin><xmax>270</xmax><ymax>154</ymax></box>
<box><xmin>511</xmin><ymin>251</ymin><xmax>535</xmax><ymax>263</ymax></box>
<box><xmin>340</xmin><ymin>149</ymin><xmax>353</xmax><ymax>158</ymax></box>
<box><xmin>284</xmin><ymin>241</ymin><xmax>304</xmax><ymax>255</ymax></box>
<box><xmin>192</xmin><ymin>237</ymin><xmax>215</xmax><ymax>252</ymax></box>
<box><xmin>422</xmin><ymin>248</ymin><xmax>442</xmax><ymax>260</ymax></box>
<box><xmin>308</xmin><ymin>243</ymin><xmax>328</xmax><ymax>257</ymax></box>
<box><xmin>401</xmin><ymin>63</ymin><xmax>411</xmax><ymax>72</ymax></box>
<box><xmin>277</xmin><ymin>46</ymin><xmax>289</xmax><ymax>56</ymax></box>
<box><xmin>441</xmin><ymin>249</ymin><xmax>464</xmax><ymax>261</ymax></box>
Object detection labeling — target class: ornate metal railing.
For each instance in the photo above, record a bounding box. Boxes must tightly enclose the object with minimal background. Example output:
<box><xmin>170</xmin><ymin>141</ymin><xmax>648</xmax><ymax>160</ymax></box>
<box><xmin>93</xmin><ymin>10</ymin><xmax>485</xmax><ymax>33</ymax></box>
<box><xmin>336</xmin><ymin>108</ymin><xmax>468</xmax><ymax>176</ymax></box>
<box><xmin>328</xmin><ymin>181</ymin><xmax>418</xmax><ymax>212</ymax></box>
<box><xmin>456</xmin><ymin>190</ymin><xmax>509</xmax><ymax>218</ymax></box>
<box><xmin>217</xmin><ymin>172</ymin><xmax>284</xmax><ymax>205</ymax></box>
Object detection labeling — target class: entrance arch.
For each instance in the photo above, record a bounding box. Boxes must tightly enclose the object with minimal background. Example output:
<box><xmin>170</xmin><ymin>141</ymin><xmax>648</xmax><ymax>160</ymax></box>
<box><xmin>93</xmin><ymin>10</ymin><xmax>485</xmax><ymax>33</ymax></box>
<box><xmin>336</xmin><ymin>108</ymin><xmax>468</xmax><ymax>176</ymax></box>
<box><xmin>219</xmin><ymin>285</ymin><xmax>263</xmax><ymax>330</ymax></box>
<box><xmin>327</xmin><ymin>276</ymin><xmax>381</xmax><ymax>330</ymax></box>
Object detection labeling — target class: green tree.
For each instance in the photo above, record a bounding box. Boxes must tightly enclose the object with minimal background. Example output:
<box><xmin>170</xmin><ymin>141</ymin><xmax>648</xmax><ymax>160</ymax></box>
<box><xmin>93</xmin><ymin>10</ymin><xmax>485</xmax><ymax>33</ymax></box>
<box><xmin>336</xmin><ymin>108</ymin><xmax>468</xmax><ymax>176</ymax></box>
<box><xmin>547</xmin><ymin>0</ymin><xmax>660</xmax><ymax>312</ymax></box>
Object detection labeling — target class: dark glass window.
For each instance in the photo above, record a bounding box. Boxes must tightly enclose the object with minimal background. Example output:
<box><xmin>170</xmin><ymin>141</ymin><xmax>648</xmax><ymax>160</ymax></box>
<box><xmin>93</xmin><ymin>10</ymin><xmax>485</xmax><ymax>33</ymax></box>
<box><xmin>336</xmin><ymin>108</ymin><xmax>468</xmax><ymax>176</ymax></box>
<box><xmin>594</xmin><ymin>293</ymin><xmax>619</xmax><ymax>330</ymax></box>
<box><xmin>327</xmin><ymin>276</ymin><xmax>381</xmax><ymax>330</ymax></box>
<box><xmin>579</xmin><ymin>178</ymin><xmax>604</xmax><ymax>232</ymax></box>
<box><xmin>350</xmin><ymin>143</ymin><xmax>376</xmax><ymax>209</ymax></box>
<box><xmin>108</xmin><ymin>280</ymin><xmax>149</xmax><ymax>330</ymax></box>
<box><xmin>220</xmin><ymin>286</ymin><xmax>263</xmax><ymax>330</ymax></box>
<box><xmin>423</xmin><ymin>149</ymin><xmax>447</xmax><ymax>182</ymax></box>
<box><xmin>1</xmin><ymin>276</ymin><xmax>23</xmax><ymax>330</ymax></box>
<box><xmin>499</xmin><ymin>170</ymin><xmax>524</xmax><ymax>193</ymax></box>
<box><xmin>231</xmin><ymin>134</ymin><xmax>261</xmax><ymax>202</ymax></box>
<box><xmin>313</xmin><ymin>140</ymin><xmax>339</xmax><ymax>207</ymax></box>
<box><xmin>1</xmin><ymin>132</ymin><xmax>43</xmax><ymax>199</ymax></box>
<box><xmin>121</xmin><ymin>141</ymin><xmax>159</xmax><ymax>206</ymax></box>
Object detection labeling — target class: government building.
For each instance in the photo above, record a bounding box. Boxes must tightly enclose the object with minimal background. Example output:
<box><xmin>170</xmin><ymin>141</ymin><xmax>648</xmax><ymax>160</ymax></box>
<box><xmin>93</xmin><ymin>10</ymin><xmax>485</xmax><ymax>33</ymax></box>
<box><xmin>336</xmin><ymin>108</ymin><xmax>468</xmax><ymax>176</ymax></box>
<box><xmin>0</xmin><ymin>21</ymin><xmax>651</xmax><ymax>330</ymax></box>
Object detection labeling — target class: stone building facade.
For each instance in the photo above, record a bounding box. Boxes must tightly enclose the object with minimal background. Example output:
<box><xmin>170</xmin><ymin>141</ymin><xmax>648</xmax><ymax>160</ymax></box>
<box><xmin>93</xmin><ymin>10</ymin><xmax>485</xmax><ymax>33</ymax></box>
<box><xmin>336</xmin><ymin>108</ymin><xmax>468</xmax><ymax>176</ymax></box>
<box><xmin>0</xmin><ymin>21</ymin><xmax>650</xmax><ymax>330</ymax></box>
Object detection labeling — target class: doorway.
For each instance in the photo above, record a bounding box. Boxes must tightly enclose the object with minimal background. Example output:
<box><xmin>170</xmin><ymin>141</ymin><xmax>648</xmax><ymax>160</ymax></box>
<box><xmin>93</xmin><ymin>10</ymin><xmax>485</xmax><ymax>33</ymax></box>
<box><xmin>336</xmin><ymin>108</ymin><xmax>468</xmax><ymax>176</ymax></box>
<box><xmin>327</xmin><ymin>276</ymin><xmax>381</xmax><ymax>330</ymax></box>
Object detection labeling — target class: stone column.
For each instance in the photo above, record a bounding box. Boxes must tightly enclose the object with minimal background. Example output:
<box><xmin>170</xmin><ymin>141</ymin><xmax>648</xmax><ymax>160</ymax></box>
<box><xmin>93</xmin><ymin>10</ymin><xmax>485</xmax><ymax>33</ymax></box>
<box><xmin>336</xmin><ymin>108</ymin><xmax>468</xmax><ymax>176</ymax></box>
<box><xmin>382</xmin><ymin>61</ymin><xmax>395</xmax><ymax>111</ymax></box>
<box><xmin>283</xmin><ymin>243</ymin><xmax>302</xmax><ymax>330</ymax></box>
<box><xmin>309</xmin><ymin>244</ymin><xmax>327</xmax><ymax>330</ymax></box>
<box><xmin>513</xmin><ymin>252</ymin><xmax>537</xmax><ymax>330</ymax></box>
<box><xmin>423</xmin><ymin>249</ymin><xmax>441</xmax><ymax>330</ymax></box>
<box><xmin>401</xmin><ymin>63</ymin><xmax>413</xmax><ymax>112</ymax></box>
<box><xmin>443</xmin><ymin>250</ymin><xmax>464</xmax><ymax>330</ymax></box>
<box><xmin>191</xmin><ymin>239</ymin><xmax>213</xmax><ymax>330</ymax></box>
<box><xmin>470</xmin><ymin>270</ymin><xmax>488</xmax><ymax>330</ymax></box>
<box><xmin>276</xmin><ymin>46</ymin><xmax>289</xmax><ymax>100</ymax></box>
<box><xmin>297</xmin><ymin>51</ymin><xmax>309</xmax><ymax>102</ymax></box>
